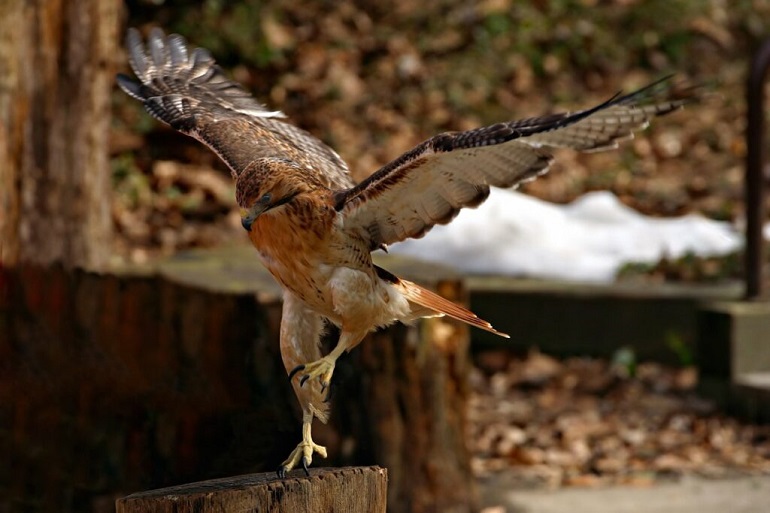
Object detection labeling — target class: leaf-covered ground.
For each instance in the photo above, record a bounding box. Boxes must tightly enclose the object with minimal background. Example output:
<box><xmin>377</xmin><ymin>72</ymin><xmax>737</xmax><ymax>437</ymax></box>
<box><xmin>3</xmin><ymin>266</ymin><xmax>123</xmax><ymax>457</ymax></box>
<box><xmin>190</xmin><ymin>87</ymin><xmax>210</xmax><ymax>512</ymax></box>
<box><xmin>469</xmin><ymin>350</ymin><xmax>770</xmax><ymax>488</ymax></box>
<box><xmin>113</xmin><ymin>0</ymin><xmax>770</xmax><ymax>280</ymax></box>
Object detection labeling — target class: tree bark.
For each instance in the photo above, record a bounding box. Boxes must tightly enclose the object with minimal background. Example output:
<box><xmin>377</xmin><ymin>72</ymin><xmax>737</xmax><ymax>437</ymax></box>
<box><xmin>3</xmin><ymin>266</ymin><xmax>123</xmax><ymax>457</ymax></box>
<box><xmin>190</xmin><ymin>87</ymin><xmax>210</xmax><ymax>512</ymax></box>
<box><xmin>116</xmin><ymin>467</ymin><xmax>387</xmax><ymax>513</ymax></box>
<box><xmin>349</xmin><ymin>280</ymin><xmax>477</xmax><ymax>513</ymax></box>
<box><xmin>1</xmin><ymin>250</ymin><xmax>477</xmax><ymax>513</ymax></box>
<box><xmin>0</xmin><ymin>0</ymin><xmax>119</xmax><ymax>269</ymax></box>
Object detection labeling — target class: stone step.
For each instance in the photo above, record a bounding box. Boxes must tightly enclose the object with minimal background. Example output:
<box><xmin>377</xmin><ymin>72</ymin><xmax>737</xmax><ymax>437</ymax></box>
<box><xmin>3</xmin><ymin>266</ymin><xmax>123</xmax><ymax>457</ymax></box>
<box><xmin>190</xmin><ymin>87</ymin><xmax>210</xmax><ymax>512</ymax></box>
<box><xmin>734</xmin><ymin>372</ymin><xmax>770</xmax><ymax>423</ymax></box>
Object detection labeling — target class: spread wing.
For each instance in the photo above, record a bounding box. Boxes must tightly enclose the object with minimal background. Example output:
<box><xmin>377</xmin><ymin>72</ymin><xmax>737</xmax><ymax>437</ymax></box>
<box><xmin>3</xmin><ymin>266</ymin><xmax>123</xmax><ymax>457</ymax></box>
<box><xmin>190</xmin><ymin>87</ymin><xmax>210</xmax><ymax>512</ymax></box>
<box><xmin>336</xmin><ymin>77</ymin><xmax>697</xmax><ymax>248</ymax></box>
<box><xmin>117</xmin><ymin>27</ymin><xmax>354</xmax><ymax>190</ymax></box>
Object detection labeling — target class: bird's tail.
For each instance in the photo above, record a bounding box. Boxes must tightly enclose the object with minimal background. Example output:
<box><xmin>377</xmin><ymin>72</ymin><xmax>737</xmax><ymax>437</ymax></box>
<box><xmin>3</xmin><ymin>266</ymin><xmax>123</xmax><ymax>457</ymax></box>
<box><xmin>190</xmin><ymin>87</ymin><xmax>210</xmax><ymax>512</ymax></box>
<box><xmin>376</xmin><ymin>266</ymin><xmax>508</xmax><ymax>338</ymax></box>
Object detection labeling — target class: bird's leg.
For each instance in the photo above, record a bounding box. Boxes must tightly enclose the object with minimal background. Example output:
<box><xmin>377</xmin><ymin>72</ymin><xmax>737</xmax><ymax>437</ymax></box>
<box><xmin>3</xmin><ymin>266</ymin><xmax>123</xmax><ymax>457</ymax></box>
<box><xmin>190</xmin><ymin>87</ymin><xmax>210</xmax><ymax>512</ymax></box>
<box><xmin>277</xmin><ymin>409</ymin><xmax>327</xmax><ymax>478</ymax></box>
<box><xmin>289</xmin><ymin>341</ymin><xmax>348</xmax><ymax>392</ymax></box>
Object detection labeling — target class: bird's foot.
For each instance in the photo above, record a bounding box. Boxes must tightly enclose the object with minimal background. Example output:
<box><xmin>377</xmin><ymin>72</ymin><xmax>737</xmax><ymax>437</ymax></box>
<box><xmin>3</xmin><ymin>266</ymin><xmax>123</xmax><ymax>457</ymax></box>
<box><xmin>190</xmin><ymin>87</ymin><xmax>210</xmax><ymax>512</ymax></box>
<box><xmin>288</xmin><ymin>356</ymin><xmax>337</xmax><ymax>392</ymax></box>
<box><xmin>276</xmin><ymin>438</ymin><xmax>327</xmax><ymax>478</ymax></box>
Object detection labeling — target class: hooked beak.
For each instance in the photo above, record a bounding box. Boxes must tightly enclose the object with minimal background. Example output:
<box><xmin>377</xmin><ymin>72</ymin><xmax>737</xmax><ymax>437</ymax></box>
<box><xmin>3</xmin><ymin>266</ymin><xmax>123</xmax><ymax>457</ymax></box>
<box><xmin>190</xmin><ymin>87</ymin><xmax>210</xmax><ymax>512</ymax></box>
<box><xmin>240</xmin><ymin>192</ymin><xmax>296</xmax><ymax>231</ymax></box>
<box><xmin>240</xmin><ymin>207</ymin><xmax>261</xmax><ymax>232</ymax></box>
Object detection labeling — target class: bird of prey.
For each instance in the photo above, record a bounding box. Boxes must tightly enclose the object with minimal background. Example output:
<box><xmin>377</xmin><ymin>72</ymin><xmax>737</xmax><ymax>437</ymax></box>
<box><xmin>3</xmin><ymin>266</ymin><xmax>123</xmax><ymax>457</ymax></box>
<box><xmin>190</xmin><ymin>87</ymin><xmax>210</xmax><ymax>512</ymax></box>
<box><xmin>118</xmin><ymin>27</ymin><xmax>696</xmax><ymax>477</ymax></box>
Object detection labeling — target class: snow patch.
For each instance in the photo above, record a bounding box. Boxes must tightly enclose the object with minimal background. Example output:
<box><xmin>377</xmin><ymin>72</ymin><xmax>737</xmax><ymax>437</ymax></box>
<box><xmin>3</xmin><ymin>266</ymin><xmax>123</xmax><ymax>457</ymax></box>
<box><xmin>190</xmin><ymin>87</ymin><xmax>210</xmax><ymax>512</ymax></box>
<box><xmin>389</xmin><ymin>189</ymin><xmax>743</xmax><ymax>283</ymax></box>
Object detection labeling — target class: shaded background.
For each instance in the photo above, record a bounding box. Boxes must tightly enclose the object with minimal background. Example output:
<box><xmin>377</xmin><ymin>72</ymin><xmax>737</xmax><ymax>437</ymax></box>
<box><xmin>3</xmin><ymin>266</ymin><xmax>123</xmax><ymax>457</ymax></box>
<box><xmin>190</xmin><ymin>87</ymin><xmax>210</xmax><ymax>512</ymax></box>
<box><xmin>112</xmin><ymin>0</ymin><xmax>762</xmax><ymax>277</ymax></box>
<box><xmin>2</xmin><ymin>0</ymin><xmax>770</xmax><ymax>512</ymax></box>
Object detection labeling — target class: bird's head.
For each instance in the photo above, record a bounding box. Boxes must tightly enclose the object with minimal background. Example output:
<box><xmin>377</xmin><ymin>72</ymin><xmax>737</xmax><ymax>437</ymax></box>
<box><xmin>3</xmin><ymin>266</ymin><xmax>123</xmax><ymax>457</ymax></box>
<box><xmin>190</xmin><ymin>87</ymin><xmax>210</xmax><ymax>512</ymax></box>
<box><xmin>236</xmin><ymin>157</ymin><xmax>316</xmax><ymax>231</ymax></box>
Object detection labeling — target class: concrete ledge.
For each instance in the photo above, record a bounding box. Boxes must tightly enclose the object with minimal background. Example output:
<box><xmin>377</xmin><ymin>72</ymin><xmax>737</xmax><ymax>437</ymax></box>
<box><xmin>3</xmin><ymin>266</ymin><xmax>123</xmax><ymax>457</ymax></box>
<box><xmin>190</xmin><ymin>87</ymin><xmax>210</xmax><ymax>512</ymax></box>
<box><xmin>697</xmin><ymin>302</ymin><xmax>770</xmax><ymax>423</ymax></box>
<box><xmin>698</xmin><ymin>302</ymin><xmax>770</xmax><ymax>377</ymax></box>
<box><xmin>467</xmin><ymin>276</ymin><xmax>741</xmax><ymax>365</ymax></box>
<box><xmin>700</xmin><ymin>375</ymin><xmax>770</xmax><ymax>424</ymax></box>
<box><xmin>734</xmin><ymin>373</ymin><xmax>770</xmax><ymax>423</ymax></box>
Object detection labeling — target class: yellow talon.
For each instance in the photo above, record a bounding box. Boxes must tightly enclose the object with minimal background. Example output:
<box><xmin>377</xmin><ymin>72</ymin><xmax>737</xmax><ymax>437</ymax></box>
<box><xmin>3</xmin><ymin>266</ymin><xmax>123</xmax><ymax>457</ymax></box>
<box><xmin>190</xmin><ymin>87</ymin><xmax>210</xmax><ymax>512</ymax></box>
<box><xmin>277</xmin><ymin>419</ymin><xmax>327</xmax><ymax>478</ymax></box>
<box><xmin>293</xmin><ymin>356</ymin><xmax>337</xmax><ymax>390</ymax></box>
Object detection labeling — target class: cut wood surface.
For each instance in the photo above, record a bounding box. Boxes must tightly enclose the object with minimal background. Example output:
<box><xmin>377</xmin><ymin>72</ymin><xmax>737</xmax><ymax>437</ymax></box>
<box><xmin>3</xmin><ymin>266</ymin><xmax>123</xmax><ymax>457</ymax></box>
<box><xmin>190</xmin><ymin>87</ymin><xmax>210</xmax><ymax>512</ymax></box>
<box><xmin>116</xmin><ymin>466</ymin><xmax>387</xmax><ymax>513</ymax></box>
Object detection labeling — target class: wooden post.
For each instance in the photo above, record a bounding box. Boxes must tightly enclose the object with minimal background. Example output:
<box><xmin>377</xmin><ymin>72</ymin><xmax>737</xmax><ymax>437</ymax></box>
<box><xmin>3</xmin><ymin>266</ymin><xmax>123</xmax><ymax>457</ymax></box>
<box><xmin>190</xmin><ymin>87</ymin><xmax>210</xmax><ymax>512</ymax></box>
<box><xmin>116</xmin><ymin>467</ymin><xmax>387</xmax><ymax>513</ymax></box>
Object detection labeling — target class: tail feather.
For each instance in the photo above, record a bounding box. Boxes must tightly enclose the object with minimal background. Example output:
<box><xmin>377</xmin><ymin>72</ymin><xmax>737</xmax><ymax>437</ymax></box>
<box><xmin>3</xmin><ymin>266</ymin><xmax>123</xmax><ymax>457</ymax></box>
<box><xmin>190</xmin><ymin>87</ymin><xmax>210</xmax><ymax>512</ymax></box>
<box><xmin>382</xmin><ymin>268</ymin><xmax>509</xmax><ymax>338</ymax></box>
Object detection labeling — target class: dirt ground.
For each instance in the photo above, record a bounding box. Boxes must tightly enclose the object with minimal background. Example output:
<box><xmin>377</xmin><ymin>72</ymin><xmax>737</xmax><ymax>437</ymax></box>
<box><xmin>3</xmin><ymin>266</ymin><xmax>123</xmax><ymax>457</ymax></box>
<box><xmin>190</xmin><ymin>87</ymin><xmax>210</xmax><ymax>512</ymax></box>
<box><xmin>469</xmin><ymin>351</ymin><xmax>770</xmax><ymax>489</ymax></box>
<box><xmin>479</xmin><ymin>473</ymin><xmax>770</xmax><ymax>513</ymax></box>
<box><xmin>470</xmin><ymin>351</ymin><xmax>770</xmax><ymax>512</ymax></box>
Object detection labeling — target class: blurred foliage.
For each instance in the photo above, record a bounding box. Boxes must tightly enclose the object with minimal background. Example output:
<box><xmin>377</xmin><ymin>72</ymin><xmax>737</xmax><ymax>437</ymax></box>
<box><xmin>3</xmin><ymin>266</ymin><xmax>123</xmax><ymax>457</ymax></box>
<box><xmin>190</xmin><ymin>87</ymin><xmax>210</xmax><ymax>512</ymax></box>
<box><xmin>123</xmin><ymin>0</ymin><xmax>770</xmax><ymax>81</ymax></box>
<box><xmin>114</xmin><ymin>0</ymin><xmax>770</xmax><ymax>275</ymax></box>
<box><xmin>616</xmin><ymin>250</ymin><xmax>743</xmax><ymax>282</ymax></box>
<box><xmin>112</xmin><ymin>152</ymin><xmax>151</xmax><ymax>210</ymax></box>
<box><xmin>666</xmin><ymin>331</ymin><xmax>695</xmax><ymax>367</ymax></box>
<box><xmin>612</xmin><ymin>346</ymin><xmax>638</xmax><ymax>378</ymax></box>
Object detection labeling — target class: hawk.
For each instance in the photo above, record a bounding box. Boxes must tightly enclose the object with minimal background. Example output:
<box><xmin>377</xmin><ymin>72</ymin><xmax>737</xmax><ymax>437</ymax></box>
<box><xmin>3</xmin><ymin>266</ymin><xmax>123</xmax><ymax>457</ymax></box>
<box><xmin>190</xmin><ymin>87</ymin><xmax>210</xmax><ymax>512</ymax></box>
<box><xmin>118</xmin><ymin>27</ymin><xmax>697</xmax><ymax>476</ymax></box>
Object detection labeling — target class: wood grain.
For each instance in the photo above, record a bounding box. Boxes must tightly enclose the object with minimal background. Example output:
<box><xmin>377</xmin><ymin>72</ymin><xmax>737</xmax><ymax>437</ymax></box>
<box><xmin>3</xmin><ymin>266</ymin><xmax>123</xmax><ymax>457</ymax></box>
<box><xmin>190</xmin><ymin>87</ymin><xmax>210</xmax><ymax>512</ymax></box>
<box><xmin>116</xmin><ymin>467</ymin><xmax>387</xmax><ymax>513</ymax></box>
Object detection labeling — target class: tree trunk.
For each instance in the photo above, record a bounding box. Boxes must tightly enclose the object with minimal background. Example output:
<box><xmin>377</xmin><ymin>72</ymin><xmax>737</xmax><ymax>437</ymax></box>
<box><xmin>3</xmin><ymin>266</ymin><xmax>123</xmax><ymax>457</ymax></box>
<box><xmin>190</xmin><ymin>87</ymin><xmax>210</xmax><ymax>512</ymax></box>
<box><xmin>0</xmin><ymin>250</ymin><xmax>477</xmax><ymax>513</ymax></box>
<box><xmin>116</xmin><ymin>467</ymin><xmax>388</xmax><ymax>513</ymax></box>
<box><xmin>349</xmin><ymin>280</ymin><xmax>477</xmax><ymax>513</ymax></box>
<box><xmin>0</xmin><ymin>0</ymin><xmax>119</xmax><ymax>269</ymax></box>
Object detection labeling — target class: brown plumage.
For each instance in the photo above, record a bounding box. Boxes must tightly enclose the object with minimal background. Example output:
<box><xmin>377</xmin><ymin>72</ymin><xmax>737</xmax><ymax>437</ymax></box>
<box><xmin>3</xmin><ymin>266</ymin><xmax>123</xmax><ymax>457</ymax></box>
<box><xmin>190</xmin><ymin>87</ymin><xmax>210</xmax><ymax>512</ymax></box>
<box><xmin>118</xmin><ymin>28</ymin><xmax>699</xmax><ymax>477</ymax></box>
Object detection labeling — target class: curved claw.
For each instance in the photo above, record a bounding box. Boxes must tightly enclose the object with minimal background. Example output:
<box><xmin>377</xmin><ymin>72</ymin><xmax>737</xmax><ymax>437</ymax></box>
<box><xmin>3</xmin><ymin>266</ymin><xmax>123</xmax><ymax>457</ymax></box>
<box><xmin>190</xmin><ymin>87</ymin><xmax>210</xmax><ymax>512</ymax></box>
<box><xmin>291</xmin><ymin>357</ymin><xmax>337</xmax><ymax>390</ymax></box>
<box><xmin>288</xmin><ymin>364</ymin><xmax>306</xmax><ymax>381</ymax></box>
<box><xmin>276</xmin><ymin>461</ymin><xmax>310</xmax><ymax>478</ymax></box>
<box><xmin>322</xmin><ymin>382</ymin><xmax>334</xmax><ymax>403</ymax></box>
<box><xmin>279</xmin><ymin>436</ymin><xmax>327</xmax><ymax>478</ymax></box>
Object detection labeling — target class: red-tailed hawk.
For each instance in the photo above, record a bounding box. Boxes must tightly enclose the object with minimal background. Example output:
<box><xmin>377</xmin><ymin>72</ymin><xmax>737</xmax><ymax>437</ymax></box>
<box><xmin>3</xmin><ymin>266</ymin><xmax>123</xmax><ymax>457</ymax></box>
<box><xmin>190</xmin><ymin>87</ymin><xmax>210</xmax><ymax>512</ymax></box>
<box><xmin>118</xmin><ymin>27</ymin><xmax>696</xmax><ymax>476</ymax></box>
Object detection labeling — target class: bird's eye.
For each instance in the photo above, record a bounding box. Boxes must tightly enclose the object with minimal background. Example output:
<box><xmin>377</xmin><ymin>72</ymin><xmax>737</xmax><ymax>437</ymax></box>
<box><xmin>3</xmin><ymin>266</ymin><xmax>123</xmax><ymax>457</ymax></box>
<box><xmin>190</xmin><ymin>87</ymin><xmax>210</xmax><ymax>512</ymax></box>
<box><xmin>260</xmin><ymin>193</ymin><xmax>272</xmax><ymax>205</ymax></box>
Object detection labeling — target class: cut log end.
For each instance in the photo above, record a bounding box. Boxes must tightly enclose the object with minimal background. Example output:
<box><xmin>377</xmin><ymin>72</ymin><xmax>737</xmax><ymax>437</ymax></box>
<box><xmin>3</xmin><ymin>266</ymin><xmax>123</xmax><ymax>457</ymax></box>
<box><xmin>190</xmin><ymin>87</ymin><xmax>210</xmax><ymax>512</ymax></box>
<box><xmin>116</xmin><ymin>466</ymin><xmax>388</xmax><ymax>513</ymax></box>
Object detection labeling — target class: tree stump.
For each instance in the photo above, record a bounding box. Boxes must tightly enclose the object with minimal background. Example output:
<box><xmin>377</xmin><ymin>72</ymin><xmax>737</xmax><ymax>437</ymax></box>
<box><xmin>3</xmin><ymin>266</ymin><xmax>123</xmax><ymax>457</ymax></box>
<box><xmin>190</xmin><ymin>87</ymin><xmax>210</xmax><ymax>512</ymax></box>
<box><xmin>116</xmin><ymin>467</ymin><xmax>387</xmax><ymax>513</ymax></box>
<box><xmin>1</xmin><ymin>249</ymin><xmax>476</xmax><ymax>512</ymax></box>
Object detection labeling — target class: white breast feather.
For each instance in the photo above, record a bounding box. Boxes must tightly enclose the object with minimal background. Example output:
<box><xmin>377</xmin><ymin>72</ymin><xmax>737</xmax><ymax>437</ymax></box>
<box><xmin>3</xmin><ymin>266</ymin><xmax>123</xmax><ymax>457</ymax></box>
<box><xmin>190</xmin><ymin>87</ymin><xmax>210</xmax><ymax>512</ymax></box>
<box><xmin>328</xmin><ymin>267</ymin><xmax>411</xmax><ymax>330</ymax></box>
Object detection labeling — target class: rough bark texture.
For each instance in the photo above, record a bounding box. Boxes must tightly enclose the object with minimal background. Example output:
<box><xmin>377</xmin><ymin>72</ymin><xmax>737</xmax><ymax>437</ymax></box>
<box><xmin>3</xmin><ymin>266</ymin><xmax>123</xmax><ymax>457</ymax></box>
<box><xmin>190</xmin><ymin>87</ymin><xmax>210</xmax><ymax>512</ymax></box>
<box><xmin>344</xmin><ymin>283</ymin><xmax>477</xmax><ymax>513</ymax></box>
<box><xmin>1</xmin><ymin>264</ymin><xmax>286</xmax><ymax>512</ymax></box>
<box><xmin>116</xmin><ymin>467</ymin><xmax>387</xmax><ymax>513</ymax></box>
<box><xmin>0</xmin><ymin>250</ymin><xmax>476</xmax><ymax>513</ymax></box>
<box><xmin>0</xmin><ymin>0</ymin><xmax>118</xmax><ymax>269</ymax></box>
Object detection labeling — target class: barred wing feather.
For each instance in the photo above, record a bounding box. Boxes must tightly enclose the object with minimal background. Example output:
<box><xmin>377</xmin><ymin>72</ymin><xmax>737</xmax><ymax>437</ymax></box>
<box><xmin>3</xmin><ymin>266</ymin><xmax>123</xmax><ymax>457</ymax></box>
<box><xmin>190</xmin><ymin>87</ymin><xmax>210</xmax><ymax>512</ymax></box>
<box><xmin>117</xmin><ymin>27</ymin><xmax>353</xmax><ymax>189</ymax></box>
<box><xmin>337</xmin><ymin>77</ymin><xmax>697</xmax><ymax>249</ymax></box>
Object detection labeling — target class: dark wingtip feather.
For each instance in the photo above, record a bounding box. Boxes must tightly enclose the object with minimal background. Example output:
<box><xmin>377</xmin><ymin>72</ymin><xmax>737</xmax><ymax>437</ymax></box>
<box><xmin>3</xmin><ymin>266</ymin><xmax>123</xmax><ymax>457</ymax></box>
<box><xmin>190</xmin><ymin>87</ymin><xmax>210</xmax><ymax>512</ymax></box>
<box><xmin>116</xmin><ymin>74</ymin><xmax>143</xmax><ymax>100</ymax></box>
<box><xmin>614</xmin><ymin>74</ymin><xmax>704</xmax><ymax>111</ymax></box>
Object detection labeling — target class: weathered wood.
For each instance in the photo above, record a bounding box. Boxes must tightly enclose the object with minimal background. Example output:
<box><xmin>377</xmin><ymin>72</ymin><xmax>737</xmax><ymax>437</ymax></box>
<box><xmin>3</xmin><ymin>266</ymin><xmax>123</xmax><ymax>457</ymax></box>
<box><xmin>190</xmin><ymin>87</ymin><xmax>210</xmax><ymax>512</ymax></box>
<box><xmin>116</xmin><ymin>467</ymin><xmax>387</xmax><ymax>513</ymax></box>
<box><xmin>347</xmin><ymin>277</ymin><xmax>477</xmax><ymax>513</ymax></box>
<box><xmin>0</xmin><ymin>0</ymin><xmax>119</xmax><ymax>269</ymax></box>
<box><xmin>0</xmin><ymin>251</ymin><xmax>477</xmax><ymax>513</ymax></box>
